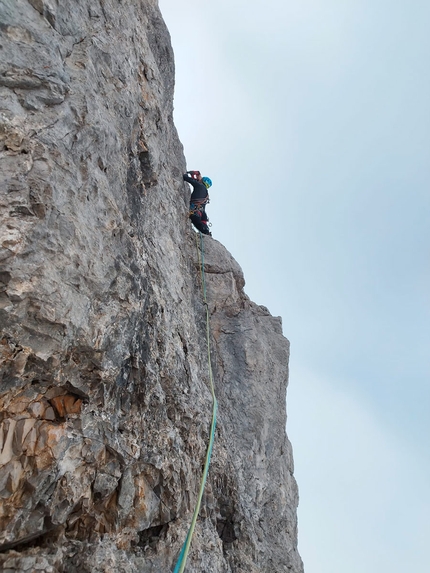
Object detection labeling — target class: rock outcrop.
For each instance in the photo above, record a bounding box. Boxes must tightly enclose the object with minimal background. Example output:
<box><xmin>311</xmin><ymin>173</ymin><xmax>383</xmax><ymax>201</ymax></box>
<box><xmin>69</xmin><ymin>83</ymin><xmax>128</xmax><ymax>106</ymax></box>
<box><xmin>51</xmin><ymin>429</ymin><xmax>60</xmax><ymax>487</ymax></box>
<box><xmin>0</xmin><ymin>1</ymin><xmax>303</xmax><ymax>571</ymax></box>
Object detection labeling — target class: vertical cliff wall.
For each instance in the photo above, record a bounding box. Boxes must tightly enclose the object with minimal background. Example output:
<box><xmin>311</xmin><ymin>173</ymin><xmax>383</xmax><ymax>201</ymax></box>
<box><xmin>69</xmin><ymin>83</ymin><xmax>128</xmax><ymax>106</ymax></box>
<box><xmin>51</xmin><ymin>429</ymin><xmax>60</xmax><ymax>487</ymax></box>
<box><xmin>0</xmin><ymin>1</ymin><xmax>303</xmax><ymax>571</ymax></box>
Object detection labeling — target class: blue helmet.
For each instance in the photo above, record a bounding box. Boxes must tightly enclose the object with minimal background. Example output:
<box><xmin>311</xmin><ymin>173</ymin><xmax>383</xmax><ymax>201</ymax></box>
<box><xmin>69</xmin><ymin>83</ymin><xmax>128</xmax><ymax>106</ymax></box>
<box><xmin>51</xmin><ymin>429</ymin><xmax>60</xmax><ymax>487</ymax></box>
<box><xmin>202</xmin><ymin>176</ymin><xmax>212</xmax><ymax>189</ymax></box>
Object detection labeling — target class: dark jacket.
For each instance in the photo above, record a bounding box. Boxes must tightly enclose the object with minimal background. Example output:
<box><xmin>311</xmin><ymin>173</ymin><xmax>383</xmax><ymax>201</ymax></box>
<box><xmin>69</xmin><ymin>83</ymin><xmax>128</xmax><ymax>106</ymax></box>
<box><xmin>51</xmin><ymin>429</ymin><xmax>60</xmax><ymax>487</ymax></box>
<box><xmin>183</xmin><ymin>173</ymin><xmax>208</xmax><ymax>205</ymax></box>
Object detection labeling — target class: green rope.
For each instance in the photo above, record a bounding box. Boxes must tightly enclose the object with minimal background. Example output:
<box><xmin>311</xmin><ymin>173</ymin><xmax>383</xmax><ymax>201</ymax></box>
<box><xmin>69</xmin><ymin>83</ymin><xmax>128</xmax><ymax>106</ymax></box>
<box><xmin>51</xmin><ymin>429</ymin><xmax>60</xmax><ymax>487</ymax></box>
<box><xmin>173</xmin><ymin>232</ymin><xmax>218</xmax><ymax>573</ymax></box>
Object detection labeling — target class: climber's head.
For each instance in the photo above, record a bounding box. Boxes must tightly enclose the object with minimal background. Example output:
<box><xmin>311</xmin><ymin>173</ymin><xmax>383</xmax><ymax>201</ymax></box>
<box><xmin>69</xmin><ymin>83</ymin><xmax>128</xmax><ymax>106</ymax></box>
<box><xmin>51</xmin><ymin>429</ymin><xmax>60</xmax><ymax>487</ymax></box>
<box><xmin>202</xmin><ymin>176</ymin><xmax>212</xmax><ymax>189</ymax></box>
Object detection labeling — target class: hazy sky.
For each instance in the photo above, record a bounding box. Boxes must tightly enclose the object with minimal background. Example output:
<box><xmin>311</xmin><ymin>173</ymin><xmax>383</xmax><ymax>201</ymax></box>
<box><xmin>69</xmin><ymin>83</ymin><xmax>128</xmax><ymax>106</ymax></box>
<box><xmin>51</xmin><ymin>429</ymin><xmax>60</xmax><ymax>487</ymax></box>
<box><xmin>159</xmin><ymin>1</ymin><xmax>430</xmax><ymax>571</ymax></box>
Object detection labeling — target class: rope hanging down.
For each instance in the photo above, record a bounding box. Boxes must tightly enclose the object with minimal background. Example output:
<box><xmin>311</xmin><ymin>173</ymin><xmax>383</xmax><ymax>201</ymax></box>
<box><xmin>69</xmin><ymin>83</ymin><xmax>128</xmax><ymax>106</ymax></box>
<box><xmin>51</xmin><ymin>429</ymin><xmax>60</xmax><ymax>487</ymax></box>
<box><xmin>173</xmin><ymin>232</ymin><xmax>218</xmax><ymax>573</ymax></box>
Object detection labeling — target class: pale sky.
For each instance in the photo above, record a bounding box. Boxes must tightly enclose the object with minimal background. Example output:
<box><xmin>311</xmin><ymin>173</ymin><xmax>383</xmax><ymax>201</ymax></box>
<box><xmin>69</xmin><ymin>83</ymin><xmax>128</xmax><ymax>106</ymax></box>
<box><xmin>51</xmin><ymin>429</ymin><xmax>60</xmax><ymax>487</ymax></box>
<box><xmin>159</xmin><ymin>1</ymin><xmax>430</xmax><ymax>571</ymax></box>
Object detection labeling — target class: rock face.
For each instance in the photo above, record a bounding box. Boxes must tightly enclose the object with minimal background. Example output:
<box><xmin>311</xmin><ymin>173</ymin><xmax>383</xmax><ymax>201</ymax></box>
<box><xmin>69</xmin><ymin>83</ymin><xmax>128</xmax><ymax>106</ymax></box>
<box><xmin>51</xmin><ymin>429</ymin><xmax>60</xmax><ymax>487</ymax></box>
<box><xmin>0</xmin><ymin>1</ymin><xmax>303</xmax><ymax>572</ymax></box>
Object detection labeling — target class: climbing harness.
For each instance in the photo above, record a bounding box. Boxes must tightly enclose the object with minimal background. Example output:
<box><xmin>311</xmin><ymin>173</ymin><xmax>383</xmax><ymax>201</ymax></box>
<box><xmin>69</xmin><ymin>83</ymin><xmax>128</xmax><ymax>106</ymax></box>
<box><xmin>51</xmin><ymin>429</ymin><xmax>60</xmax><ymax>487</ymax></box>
<box><xmin>189</xmin><ymin>197</ymin><xmax>209</xmax><ymax>217</ymax></box>
<box><xmin>173</xmin><ymin>232</ymin><xmax>218</xmax><ymax>573</ymax></box>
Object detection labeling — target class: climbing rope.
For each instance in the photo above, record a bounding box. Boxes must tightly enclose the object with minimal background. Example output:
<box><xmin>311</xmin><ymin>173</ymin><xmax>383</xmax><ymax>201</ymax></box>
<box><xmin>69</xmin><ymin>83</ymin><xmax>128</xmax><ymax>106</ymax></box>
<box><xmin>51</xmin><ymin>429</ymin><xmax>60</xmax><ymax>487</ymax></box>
<box><xmin>173</xmin><ymin>232</ymin><xmax>218</xmax><ymax>573</ymax></box>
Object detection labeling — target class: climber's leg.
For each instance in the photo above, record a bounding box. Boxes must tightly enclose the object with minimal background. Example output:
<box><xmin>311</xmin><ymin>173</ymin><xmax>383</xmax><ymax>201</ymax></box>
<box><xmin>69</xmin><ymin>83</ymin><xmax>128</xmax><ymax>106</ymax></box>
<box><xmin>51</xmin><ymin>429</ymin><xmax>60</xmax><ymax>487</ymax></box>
<box><xmin>190</xmin><ymin>213</ymin><xmax>210</xmax><ymax>234</ymax></box>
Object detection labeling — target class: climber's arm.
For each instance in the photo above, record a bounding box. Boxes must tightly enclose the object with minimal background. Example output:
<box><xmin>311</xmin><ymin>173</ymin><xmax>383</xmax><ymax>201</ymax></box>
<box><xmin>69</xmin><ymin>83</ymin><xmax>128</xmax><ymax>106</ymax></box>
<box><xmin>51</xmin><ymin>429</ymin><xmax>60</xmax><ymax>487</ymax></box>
<box><xmin>183</xmin><ymin>172</ymin><xmax>199</xmax><ymax>186</ymax></box>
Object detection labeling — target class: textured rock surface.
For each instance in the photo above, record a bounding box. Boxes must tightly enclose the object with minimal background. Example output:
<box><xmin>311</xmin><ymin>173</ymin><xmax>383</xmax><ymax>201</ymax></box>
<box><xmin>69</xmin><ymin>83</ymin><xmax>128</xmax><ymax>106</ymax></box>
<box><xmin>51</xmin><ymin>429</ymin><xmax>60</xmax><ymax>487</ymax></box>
<box><xmin>0</xmin><ymin>1</ymin><xmax>303</xmax><ymax>571</ymax></box>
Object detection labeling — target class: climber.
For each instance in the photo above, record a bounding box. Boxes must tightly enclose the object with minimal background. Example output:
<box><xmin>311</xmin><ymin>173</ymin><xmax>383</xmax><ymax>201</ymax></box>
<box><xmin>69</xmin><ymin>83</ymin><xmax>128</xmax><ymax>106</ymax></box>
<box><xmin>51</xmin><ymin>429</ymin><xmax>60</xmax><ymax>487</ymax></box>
<box><xmin>183</xmin><ymin>170</ymin><xmax>213</xmax><ymax>236</ymax></box>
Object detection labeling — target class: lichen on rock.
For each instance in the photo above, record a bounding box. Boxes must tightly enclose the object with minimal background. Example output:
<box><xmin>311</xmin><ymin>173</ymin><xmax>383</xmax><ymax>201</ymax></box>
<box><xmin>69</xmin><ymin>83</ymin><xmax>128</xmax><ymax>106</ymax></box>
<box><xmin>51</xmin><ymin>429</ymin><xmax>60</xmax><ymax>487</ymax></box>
<box><xmin>0</xmin><ymin>1</ymin><xmax>303</xmax><ymax>571</ymax></box>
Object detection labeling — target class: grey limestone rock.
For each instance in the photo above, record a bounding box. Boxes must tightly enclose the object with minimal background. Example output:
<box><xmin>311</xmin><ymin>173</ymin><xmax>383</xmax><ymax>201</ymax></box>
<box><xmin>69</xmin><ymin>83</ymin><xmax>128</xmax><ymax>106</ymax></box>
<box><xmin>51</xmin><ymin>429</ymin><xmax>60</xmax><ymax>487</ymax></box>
<box><xmin>0</xmin><ymin>1</ymin><xmax>303</xmax><ymax>571</ymax></box>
